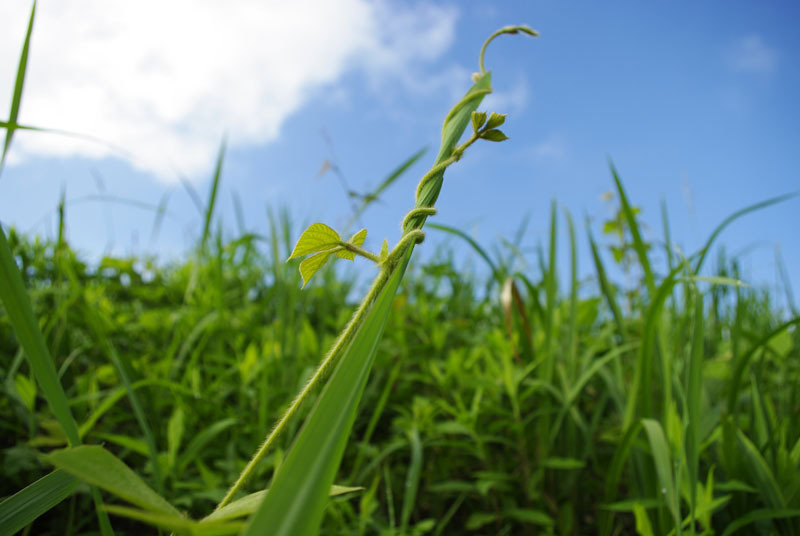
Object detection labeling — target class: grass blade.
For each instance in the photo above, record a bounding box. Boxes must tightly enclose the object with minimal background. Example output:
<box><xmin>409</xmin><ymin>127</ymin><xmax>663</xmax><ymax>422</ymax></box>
<box><xmin>428</xmin><ymin>222</ymin><xmax>501</xmax><ymax>284</ymax></box>
<box><xmin>692</xmin><ymin>193</ymin><xmax>797</xmax><ymax>275</ymax></box>
<box><xmin>588</xmin><ymin>224</ymin><xmax>626</xmax><ymax>342</ymax></box>
<box><xmin>0</xmin><ymin>469</ymin><xmax>77</xmax><ymax>536</ymax></box>
<box><xmin>609</xmin><ymin>161</ymin><xmax>655</xmax><ymax>295</ymax></box>
<box><xmin>728</xmin><ymin>317</ymin><xmax>800</xmax><ymax>413</ymax></box>
<box><xmin>624</xmin><ymin>265</ymin><xmax>683</xmax><ymax>428</ymax></box>
<box><xmin>721</xmin><ymin>509</ymin><xmax>800</xmax><ymax>536</ymax></box>
<box><xmin>400</xmin><ymin>427</ymin><xmax>424</xmax><ymax>533</ymax></box>
<box><xmin>0</xmin><ymin>227</ymin><xmax>80</xmax><ymax>445</ymax></box>
<box><xmin>685</xmin><ymin>290</ymin><xmax>704</xmax><ymax>526</ymax></box>
<box><xmin>201</xmin><ymin>139</ymin><xmax>226</xmax><ymax>249</ymax></box>
<box><xmin>203</xmin><ymin>486</ymin><xmax>361</xmax><ymax>523</ymax></box>
<box><xmin>0</xmin><ymin>1</ymin><xmax>35</xmax><ymax>174</ymax></box>
<box><xmin>641</xmin><ymin>419</ymin><xmax>679</xmax><ymax>528</ymax></box>
<box><xmin>44</xmin><ymin>445</ymin><xmax>182</xmax><ymax>517</ymax></box>
<box><xmin>600</xmin><ymin>421</ymin><xmax>643</xmax><ymax>536</ymax></box>
<box><xmin>735</xmin><ymin>429</ymin><xmax>785</xmax><ymax>509</ymax></box>
<box><xmin>345</xmin><ymin>147</ymin><xmax>428</xmax><ymax>230</ymax></box>
<box><xmin>242</xmin><ymin>253</ymin><xmax>409</xmax><ymax>536</ymax></box>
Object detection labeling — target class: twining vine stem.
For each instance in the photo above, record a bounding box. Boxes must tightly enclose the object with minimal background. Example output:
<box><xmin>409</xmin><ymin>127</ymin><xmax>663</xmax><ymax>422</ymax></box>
<box><xmin>213</xmin><ymin>24</ymin><xmax>537</xmax><ymax>512</ymax></box>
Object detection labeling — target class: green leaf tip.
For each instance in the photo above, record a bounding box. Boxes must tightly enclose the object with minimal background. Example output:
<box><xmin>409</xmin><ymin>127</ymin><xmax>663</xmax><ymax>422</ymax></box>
<box><xmin>471</xmin><ymin>111</ymin><xmax>487</xmax><ymax>132</ymax></box>
<box><xmin>299</xmin><ymin>251</ymin><xmax>334</xmax><ymax>288</ymax></box>
<box><xmin>379</xmin><ymin>239</ymin><xmax>389</xmax><ymax>264</ymax></box>
<box><xmin>287</xmin><ymin>223</ymin><xmax>340</xmax><ymax>260</ymax></box>
<box><xmin>485</xmin><ymin>112</ymin><xmax>506</xmax><ymax>129</ymax></box>
<box><xmin>481</xmin><ymin>129</ymin><xmax>509</xmax><ymax>142</ymax></box>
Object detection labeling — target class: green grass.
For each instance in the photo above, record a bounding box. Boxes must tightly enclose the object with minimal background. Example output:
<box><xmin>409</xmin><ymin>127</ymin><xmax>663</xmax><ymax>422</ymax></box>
<box><xmin>2</xmin><ymin>177</ymin><xmax>799</xmax><ymax>534</ymax></box>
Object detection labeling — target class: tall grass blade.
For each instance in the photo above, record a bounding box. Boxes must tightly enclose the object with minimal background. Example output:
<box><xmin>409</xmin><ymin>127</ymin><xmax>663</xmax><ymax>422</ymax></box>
<box><xmin>0</xmin><ymin>469</ymin><xmax>77</xmax><ymax>536</ymax></box>
<box><xmin>565</xmin><ymin>209</ymin><xmax>578</xmax><ymax>378</ymax></box>
<box><xmin>0</xmin><ymin>1</ymin><xmax>35</xmax><ymax>174</ymax></box>
<box><xmin>84</xmin><ymin>306</ymin><xmax>165</xmax><ymax>491</ymax></box>
<box><xmin>641</xmin><ymin>419</ymin><xmax>680</xmax><ymax>529</ymax></box>
<box><xmin>685</xmin><ymin>290</ymin><xmax>704</xmax><ymax>526</ymax></box>
<box><xmin>588</xmin><ymin>225</ymin><xmax>626</xmax><ymax>341</ymax></box>
<box><xmin>44</xmin><ymin>445</ymin><xmax>182</xmax><ymax>517</ymax></box>
<box><xmin>428</xmin><ymin>222</ymin><xmax>501</xmax><ymax>284</ymax></box>
<box><xmin>345</xmin><ymin>147</ymin><xmax>428</xmax><ymax>230</ymax></box>
<box><xmin>661</xmin><ymin>198</ymin><xmax>674</xmax><ymax>272</ymax></box>
<box><xmin>0</xmin><ymin>227</ymin><xmax>80</xmax><ymax>445</ymax></box>
<box><xmin>735</xmin><ymin>429</ymin><xmax>785</xmax><ymax>509</ymax></box>
<box><xmin>204</xmin><ymin>486</ymin><xmax>361</xmax><ymax>523</ymax></box>
<box><xmin>400</xmin><ymin>427</ymin><xmax>424</xmax><ymax>533</ymax></box>
<box><xmin>600</xmin><ymin>421</ymin><xmax>642</xmax><ymax>536</ymax></box>
<box><xmin>624</xmin><ymin>265</ymin><xmax>682</xmax><ymax>428</ymax></box>
<box><xmin>609</xmin><ymin>161</ymin><xmax>655</xmax><ymax>294</ymax></box>
<box><xmin>242</xmin><ymin>253</ymin><xmax>409</xmax><ymax>536</ymax></box>
<box><xmin>728</xmin><ymin>317</ymin><xmax>800</xmax><ymax>412</ymax></box>
<box><xmin>201</xmin><ymin>140</ymin><xmax>227</xmax><ymax>249</ymax></box>
<box><xmin>692</xmin><ymin>193</ymin><xmax>797</xmax><ymax>275</ymax></box>
<box><xmin>720</xmin><ymin>509</ymin><xmax>800</xmax><ymax>536</ymax></box>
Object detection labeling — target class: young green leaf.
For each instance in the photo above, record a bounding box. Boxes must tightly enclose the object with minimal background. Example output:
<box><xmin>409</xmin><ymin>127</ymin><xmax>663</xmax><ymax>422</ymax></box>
<box><xmin>471</xmin><ymin>111</ymin><xmax>487</xmax><ymax>132</ymax></box>
<box><xmin>299</xmin><ymin>251</ymin><xmax>335</xmax><ymax>287</ymax></box>
<box><xmin>485</xmin><ymin>112</ymin><xmax>507</xmax><ymax>129</ymax></box>
<box><xmin>379</xmin><ymin>239</ymin><xmax>389</xmax><ymax>264</ymax></box>
<box><xmin>481</xmin><ymin>129</ymin><xmax>508</xmax><ymax>142</ymax></box>
<box><xmin>287</xmin><ymin>223</ymin><xmax>341</xmax><ymax>259</ymax></box>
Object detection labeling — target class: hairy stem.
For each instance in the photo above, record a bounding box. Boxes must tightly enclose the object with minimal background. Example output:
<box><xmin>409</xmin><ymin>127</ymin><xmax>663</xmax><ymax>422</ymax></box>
<box><xmin>478</xmin><ymin>25</ymin><xmax>539</xmax><ymax>75</ymax></box>
<box><xmin>215</xmin><ymin>263</ymin><xmax>391</xmax><ymax>509</ymax></box>
<box><xmin>339</xmin><ymin>242</ymin><xmax>381</xmax><ymax>263</ymax></box>
<box><xmin>215</xmin><ymin>24</ymin><xmax>537</xmax><ymax>512</ymax></box>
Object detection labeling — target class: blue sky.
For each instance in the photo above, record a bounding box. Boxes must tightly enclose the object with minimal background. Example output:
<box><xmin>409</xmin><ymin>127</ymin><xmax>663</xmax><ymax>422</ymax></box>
<box><xmin>1</xmin><ymin>1</ymin><xmax>798</xmax><ymax>309</ymax></box>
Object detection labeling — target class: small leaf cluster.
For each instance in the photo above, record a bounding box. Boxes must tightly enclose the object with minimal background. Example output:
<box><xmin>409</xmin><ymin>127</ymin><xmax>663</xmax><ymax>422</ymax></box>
<box><xmin>287</xmin><ymin>223</ymin><xmax>372</xmax><ymax>287</ymax></box>
<box><xmin>471</xmin><ymin>111</ymin><xmax>509</xmax><ymax>142</ymax></box>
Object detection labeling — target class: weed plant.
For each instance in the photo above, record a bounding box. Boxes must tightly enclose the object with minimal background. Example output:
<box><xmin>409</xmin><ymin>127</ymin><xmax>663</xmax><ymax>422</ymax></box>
<box><xmin>2</xmin><ymin>4</ymin><xmax>800</xmax><ymax>535</ymax></box>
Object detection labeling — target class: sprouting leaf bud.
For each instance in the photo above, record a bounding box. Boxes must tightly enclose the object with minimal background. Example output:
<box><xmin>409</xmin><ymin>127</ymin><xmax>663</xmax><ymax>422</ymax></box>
<box><xmin>480</xmin><ymin>129</ymin><xmax>509</xmax><ymax>142</ymax></box>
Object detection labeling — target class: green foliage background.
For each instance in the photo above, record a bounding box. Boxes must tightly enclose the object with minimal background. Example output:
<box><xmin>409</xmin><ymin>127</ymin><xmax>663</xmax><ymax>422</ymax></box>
<box><xmin>2</xmin><ymin>190</ymin><xmax>799</xmax><ymax>534</ymax></box>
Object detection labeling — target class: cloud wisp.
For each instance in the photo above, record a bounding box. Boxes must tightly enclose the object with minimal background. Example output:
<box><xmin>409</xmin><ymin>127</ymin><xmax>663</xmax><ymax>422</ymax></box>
<box><xmin>727</xmin><ymin>34</ymin><xmax>778</xmax><ymax>74</ymax></box>
<box><xmin>0</xmin><ymin>0</ymin><xmax>457</xmax><ymax>183</ymax></box>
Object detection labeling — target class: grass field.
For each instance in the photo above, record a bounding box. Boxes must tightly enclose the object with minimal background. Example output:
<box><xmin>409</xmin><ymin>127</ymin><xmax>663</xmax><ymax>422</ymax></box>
<box><xmin>2</xmin><ymin>7</ymin><xmax>800</xmax><ymax>535</ymax></box>
<box><xmin>2</xmin><ymin>179</ymin><xmax>799</xmax><ymax>535</ymax></box>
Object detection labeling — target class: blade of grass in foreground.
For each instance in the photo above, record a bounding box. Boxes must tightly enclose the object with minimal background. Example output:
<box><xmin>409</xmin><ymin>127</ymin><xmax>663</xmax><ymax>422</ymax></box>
<box><xmin>0</xmin><ymin>0</ymin><xmax>35</xmax><ymax>173</ymax></box>
<box><xmin>0</xmin><ymin>227</ymin><xmax>81</xmax><ymax>446</ymax></box>
<box><xmin>0</xmin><ymin>469</ymin><xmax>77</xmax><ymax>536</ymax></box>
<box><xmin>0</xmin><ymin>5</ymin><xmax>113</xmax><ymax>532</ymax></box>
<box><xmin>242</xmin><ymin>251</ymin><xmax>410</xmax><ymax>536</ymax></box>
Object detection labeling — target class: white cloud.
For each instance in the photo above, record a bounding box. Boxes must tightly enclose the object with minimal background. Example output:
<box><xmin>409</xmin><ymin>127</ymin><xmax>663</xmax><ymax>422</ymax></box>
<box><xmin>727</xmin><ymin>34</ymin><xmax>777</xmax><ymax>74</ymax></box>
<box><xmin>0</xmin><ymin>1</ymin><xmax>457</xmax><ymax>182</ymax></box>
<box><xmin>482</xmin><ymin>77</ymin><xmax>529</xmax><ymax>116</ymax></box>
<box><xmin>532</xmin><ymin>133</ymin><xmax>566</xmax><ymax>161</ymax></box>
